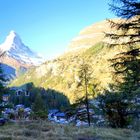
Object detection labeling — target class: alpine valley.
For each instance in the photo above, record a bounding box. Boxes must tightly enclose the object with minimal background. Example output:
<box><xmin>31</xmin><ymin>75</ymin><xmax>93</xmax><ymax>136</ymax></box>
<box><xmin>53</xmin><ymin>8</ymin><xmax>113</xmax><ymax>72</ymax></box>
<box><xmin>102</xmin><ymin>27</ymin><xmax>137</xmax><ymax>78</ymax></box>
<box><xmin>10</xmin><ymin>19</ymin><xmax>128</xmax><ymax>103</ymax></box>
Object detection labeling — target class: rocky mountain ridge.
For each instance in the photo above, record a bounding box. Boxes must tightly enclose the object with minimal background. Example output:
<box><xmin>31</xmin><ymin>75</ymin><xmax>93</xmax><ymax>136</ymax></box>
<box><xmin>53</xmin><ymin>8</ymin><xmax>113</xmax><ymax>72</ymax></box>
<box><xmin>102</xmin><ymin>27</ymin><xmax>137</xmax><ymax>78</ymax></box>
<box><xmin>67</xmin><ymin>20</ymin><xmax>111</xmax><ymax>52</ymax></box>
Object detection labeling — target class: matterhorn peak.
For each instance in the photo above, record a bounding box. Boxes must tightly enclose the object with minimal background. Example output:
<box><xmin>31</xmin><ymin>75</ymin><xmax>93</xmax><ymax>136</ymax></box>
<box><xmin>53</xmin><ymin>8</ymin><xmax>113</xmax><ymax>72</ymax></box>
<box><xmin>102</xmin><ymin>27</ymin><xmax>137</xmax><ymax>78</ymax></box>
<box><xmin>9</xmin><ymin>30</ymin><xmax>17</xmax><ymax>36</ymax></box>
<box><xmin>0</xmin><ymin>31</ymin><xmax>45</xmax><ymax>65</ymax></box>
<box><xmin>0</xmin><ymin>30</ymin><xmax>22</xmax><ymax>52</ymax></box>
<box><xmin>8</xmin><ymin>30</ymin><xmax>19</xmax><ymax>40</ymax></box>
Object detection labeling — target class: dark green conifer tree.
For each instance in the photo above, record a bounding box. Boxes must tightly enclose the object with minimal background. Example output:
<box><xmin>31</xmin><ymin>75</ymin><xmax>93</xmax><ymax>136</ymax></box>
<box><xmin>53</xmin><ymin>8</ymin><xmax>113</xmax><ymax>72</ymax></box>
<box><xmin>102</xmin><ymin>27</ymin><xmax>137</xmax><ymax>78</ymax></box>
<box><xmin>98</xmin><ymin>0</ymin><xmax>140</xmax><ymax>128</ymax></box>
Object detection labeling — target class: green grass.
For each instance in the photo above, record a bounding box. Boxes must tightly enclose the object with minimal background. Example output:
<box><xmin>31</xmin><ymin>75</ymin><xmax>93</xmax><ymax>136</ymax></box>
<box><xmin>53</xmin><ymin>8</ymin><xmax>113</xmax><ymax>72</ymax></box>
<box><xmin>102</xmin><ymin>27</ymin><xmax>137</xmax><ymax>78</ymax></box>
<box><xmin>0</xmin><ymin>121</ymin><xmax>139</xmax><ymax>140</ymax></box>
<box><xmin>83</xmin><ymin>42</ymin><xmax>104</xmax><ymax>57</ymax></box>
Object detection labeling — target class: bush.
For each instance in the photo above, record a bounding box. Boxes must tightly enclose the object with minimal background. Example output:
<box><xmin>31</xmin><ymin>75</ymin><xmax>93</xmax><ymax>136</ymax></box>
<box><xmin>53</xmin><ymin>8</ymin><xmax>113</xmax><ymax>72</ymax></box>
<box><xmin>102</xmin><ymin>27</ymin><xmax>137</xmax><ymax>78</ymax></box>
<box><xmin>31</xmin><ymin>111</ymin><xmax>48</xmax><ymax>119</ymax></box>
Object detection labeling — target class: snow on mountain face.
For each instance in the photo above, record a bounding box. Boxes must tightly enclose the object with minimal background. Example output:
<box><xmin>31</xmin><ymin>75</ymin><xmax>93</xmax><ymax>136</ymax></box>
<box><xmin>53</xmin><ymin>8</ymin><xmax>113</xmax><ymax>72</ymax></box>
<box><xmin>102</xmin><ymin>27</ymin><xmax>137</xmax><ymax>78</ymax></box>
<box><xmin>0</xmin><ymin>31</ymin><xmax>45</xmax><ymax>65</ymax></box>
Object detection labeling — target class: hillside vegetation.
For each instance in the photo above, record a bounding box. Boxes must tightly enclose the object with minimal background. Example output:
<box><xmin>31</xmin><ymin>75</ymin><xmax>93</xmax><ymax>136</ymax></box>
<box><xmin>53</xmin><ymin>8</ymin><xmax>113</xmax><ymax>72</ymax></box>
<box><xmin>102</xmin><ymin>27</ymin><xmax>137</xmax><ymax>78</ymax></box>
<box><xmin>10</xmin><ymin>42</ymin><xmax>127</xmax><ymax>103</ymax></box>
<box><xmin>10</xmin><ymin>19</ymin><xmax>134</xmax><ymax>103</ymax></box>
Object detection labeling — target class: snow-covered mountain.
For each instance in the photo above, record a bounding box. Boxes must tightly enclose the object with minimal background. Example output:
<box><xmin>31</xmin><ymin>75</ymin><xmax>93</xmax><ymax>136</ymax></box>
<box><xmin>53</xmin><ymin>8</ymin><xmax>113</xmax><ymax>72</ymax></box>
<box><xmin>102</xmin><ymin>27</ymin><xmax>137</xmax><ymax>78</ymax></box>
<box><xmin>0</xmin><ymin>31</ymin><xmax>45</xmax><ymax>81</ymax></box>
<box><xmin>0</xmin><ymin>31</ymin><xmax>45</xmax><ymax>66</ymax></box>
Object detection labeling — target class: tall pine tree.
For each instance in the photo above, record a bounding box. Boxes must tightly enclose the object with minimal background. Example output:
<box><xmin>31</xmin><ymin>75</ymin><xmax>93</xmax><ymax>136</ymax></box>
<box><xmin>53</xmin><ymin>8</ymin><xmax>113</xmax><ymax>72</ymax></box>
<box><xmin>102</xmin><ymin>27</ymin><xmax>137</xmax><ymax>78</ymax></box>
<box><xmin>98</xmin><ymin>0</ymin><xmax>140</xmax><ymax>128</ymax></box>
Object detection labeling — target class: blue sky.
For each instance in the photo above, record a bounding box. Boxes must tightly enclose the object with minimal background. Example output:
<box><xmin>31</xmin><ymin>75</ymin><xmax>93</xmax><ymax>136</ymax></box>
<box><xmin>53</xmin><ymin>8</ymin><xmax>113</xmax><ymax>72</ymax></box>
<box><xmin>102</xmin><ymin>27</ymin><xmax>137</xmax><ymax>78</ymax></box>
<box><xmin>0</xmin><ymin>0</ymin><xmax>115</xmax><ymax>59</ymax></box>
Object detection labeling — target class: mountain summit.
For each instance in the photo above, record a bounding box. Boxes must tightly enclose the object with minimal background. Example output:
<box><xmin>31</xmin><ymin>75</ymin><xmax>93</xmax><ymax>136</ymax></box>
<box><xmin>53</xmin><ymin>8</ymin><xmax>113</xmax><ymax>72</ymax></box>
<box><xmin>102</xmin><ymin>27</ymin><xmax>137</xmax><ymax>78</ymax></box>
<box><xmin>0</xmin><ymin>31</ymin><xmax>45</xmax><ymax>80</ymax></box>
<box><xmin>0</xmin><ymin>31</ymin><xmax>44</xmax><ymax>65</ymax></box>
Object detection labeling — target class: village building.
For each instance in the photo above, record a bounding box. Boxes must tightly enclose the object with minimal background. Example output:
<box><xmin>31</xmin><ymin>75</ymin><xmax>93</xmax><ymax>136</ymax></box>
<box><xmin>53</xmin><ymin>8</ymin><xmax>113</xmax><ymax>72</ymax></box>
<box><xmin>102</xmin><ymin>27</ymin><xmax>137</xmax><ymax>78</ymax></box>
<box><xmin>2</xmin><ymin>94</ymin><xmax>10</xmax><ymax>102</ymax></box>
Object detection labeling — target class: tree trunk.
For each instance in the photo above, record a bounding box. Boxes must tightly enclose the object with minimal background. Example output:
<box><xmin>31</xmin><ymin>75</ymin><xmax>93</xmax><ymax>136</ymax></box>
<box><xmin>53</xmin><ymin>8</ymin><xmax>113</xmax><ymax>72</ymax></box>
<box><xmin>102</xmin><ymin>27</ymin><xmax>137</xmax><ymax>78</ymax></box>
<box><xmin>85</xmin><ymin>70</ymin><xmax>90</xmax><ymax>126</ymax></box>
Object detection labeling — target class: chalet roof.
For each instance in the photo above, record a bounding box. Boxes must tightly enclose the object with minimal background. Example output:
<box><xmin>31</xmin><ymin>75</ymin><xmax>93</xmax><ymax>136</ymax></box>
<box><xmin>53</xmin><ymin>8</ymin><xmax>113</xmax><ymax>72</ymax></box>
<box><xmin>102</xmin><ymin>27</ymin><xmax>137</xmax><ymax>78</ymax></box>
<box><xmin>48</xmin><ymin>109</ymin><xmax>59</xmax><ymax>114</ymax></box>
<box><xmin>55</xmin><ymin>112</ymin><xmax>65</xmax><ymax>117</ymax></box>
<box><xmin>2</xmin><ymin>94</ymin><xmax>9</xmax><ymax>97</ymax></box>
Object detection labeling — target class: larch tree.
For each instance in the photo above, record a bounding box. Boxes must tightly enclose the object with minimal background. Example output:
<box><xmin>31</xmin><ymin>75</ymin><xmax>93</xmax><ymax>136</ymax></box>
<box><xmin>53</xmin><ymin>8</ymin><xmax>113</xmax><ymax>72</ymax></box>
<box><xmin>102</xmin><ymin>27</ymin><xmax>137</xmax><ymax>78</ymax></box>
<box><xmin>76</xmin><ymin>60</ymin><xmax>95</xmax><ymax>126</ymax></box>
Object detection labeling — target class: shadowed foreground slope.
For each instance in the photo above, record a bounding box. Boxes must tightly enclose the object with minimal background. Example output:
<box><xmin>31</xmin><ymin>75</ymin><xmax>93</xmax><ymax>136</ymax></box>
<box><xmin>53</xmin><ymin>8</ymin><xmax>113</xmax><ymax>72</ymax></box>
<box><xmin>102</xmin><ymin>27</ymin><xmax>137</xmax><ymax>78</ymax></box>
<box><xmin>0</xmin><ymin>121</ymin><xmax>139</xmax><ymax>140</ymax></box>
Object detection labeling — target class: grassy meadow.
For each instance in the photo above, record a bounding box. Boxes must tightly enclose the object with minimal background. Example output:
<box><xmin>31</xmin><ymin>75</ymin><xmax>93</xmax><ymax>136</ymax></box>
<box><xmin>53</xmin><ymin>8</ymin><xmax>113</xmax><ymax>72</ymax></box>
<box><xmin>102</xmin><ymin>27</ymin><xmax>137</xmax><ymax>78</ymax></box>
<box><xmin>0</xmin><ymin>121</ymin><xmax>139</xmax><ymax>140</ymax></box>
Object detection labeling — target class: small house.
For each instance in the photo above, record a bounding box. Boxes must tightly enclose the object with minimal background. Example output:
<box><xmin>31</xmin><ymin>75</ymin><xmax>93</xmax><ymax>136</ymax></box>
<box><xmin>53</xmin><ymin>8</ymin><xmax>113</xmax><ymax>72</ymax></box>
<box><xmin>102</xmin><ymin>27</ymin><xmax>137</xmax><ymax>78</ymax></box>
<box><xmin>16</xmin><ymin>89</ymin><xmax>30</xmax><ymax>97</ymax></box>
<box><xmin>2</xmin><ymin>94</ymin><xmax>10</xmax><ymax>102</ymax></box>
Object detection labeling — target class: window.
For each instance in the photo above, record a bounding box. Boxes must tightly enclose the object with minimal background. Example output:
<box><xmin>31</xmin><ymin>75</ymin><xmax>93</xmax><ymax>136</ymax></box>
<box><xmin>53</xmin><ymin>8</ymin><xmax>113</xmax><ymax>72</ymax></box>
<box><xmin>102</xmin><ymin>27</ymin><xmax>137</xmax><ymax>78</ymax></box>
<box><xmin>25</xmin><ymin>91</ymin><xmax>30</xmax><ymax>96</ymax></box>
<box><xmin>16</xmin><ymin>90</ymin><xmax>22</xmax><ymax>96</ymax></box>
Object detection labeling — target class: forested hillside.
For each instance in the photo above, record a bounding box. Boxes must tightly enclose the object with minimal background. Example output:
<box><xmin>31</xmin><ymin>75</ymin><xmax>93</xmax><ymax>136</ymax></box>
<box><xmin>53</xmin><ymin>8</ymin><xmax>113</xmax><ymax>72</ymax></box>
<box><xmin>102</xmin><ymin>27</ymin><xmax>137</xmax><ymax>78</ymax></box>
<box><xmin>10</xmin><ymin>42</ymin><xmax>128</xmax><ymax>103</ymax></box>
